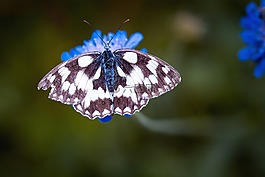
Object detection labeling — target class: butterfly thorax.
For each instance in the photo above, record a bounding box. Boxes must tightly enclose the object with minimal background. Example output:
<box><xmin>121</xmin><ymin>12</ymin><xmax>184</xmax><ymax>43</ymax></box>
<box><xmin>101</xmin><ymin>49</ymin><xmax>117</xmax><ymax>94</ymax></box>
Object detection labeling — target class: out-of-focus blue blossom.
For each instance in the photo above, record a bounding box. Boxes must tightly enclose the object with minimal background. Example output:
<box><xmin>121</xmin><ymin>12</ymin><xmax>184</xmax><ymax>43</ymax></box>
<box><xmin>61</xmin><ymin>30</ymin><xmax>145</xmax><ymax>123</ymax></box>
<box><xmin>238</xmin><ymin>0</ymin><xmax>265</xmax><ymax>78</ymax></box>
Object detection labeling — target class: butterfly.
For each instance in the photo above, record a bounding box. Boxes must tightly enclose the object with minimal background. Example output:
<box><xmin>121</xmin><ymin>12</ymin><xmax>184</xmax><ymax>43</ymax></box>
<box><xmin>37</xmin><ymin>22</ymin><xmax>181</xmax><ymax>121</ymax></box>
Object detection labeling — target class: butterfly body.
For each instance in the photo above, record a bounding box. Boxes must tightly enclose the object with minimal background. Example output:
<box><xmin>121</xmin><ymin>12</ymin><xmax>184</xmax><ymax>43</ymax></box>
<box><xmin>38</xmin><ymin>32</ymin><xmax>181</xmax><ymax>121</ymax></box>
<box><xmin>101</xmin><ymin>49</ymin><xmax>118</xmax><ymax>94</ymax></box>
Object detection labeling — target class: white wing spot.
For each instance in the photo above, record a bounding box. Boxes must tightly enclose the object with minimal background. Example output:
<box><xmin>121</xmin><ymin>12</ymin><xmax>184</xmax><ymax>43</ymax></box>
<box><xmin>82</xmin><ymin>80</ymin><xmax>94</xmax><ymax>108</ymax></box>
<box><xmin>49</xmin><ymin>75</ymin><xmax>56</xmax><ymax>83</ymax></box>
<box><xmin>90</xmin><ymin>89</ymin><xmax>100</xmax><ymax>101</ymax></box>
<box><xmin>149</xmin><ymin>55</ymin><xmax>157</xmax><ymax>61</ymax></box>
<box><xmin>92</xmin><ymin>110</ymin><xmax>100</xmax><ymax>117</ymax></box>
<box><xmin>59</xmin><ymin>67</ymin><xmax>71</xmax><ymax>83</ymax></box>
<box><xmin>146</xmin><ymin>60</ymin><xmax>159</xmax><ymax>76</ymax></box>
<box><xmin>149</xmin><ymin>75</ymin><xmax>158</xmax><ymax>84</ymax></box>
<box><xmin>158</xmin><ymin>88</ymin><xmax>164</xmax><ymax>93</ymax></box>
<box><xmin>62</xmin><ymin>81</ymin><xmax>70</xmax><ymax>91</ymax></box>
<box><xmin>94</xmin><ymin>67</ymin><xmax>101</xmax><ymax>80</ymax></box>
<box><xmin>75</xmin><ymin>70</ymin><xmax>84</xmax><ymax>85</ymax></box>
<box><xmin>97</xmin><ymin>87</ymin><xmax>107</xmax><ymax>100</ymax></box>
<box><xmin>125</xmin><ymin>76</ymin><xmax>135</xmax><ymax>87</ymax></box>
<box><xmin>115</xmin><ymin>107</ymin><xmax>122</xmax><ymax>113</ymax></box>
<box><xmin>74</xmin><ymin>98</ymin><xmax>79</xmax><ymax>102</ymax></box>
<box><xmin>162</xmin><ymin>66</ymin><xmax>169</xmax><ymax>74</ymax></box>
<box><xmin>123</xmin><ymin>52</ymin><xmax>138</xmax><ymax>64</ymax></box>
<box><xmin>130</xmin><ymin>91</ymin><xmax>138</xmax><ymax>103</ymax></box>
<box><xmin>123</xmin><ymin>87</ymin><xmax>132</xmax><ymax>98</ymax></box>
<box><xmin>123</xmin><ymin>107</ymin><xmax>131</xmax><ymax>113</ymax></box>
<box><xmin>50</xmin><ymin>87</ymin><xmax>54</xmax><ymax>93</ymax></box>
<box><xmin>58</xmin><ymin>66</ymin><xmax>66</xmax><ymax>74</ymax></box>
<box><xmin>144</xmin><ymin>78</ymin><xmax>151</xmax><ymax>86</ymax></box>
<box><xmin>115</xmin><ymin>85</ymin><xmax>124</xmax><ymax>97</ymax></box>
<box><xmin>117</xmin><ymin>66</ymin><xmax>126</xmax><ymax>77</ymax></box>
<box><xmin>59</xmin><ymin>95</ymin><xmax>63</xmax><ymax>101</ymax></box>
<box><xmin>69</xmin><ymin>83</ymin><xmax>76</xmax><ymax>95</ymax></box>
<box><xmin>142</xmin><ymin>92</ymin><xmax>148</xmax><ymax>98</ymax></box>
<box><xmin>102</xmin><ymin>109</ymin><xmax>110</xmax><ymax>115</ymax></box>
<box><xmin>78</xmin><ymin>56</ymin><xmax>94</xmax><ymax>67</ymax></box>
<box><xmin>83</xmin><ymin>94</ymin><xmax>91</xmax><ymax>108</ymax></box>
<box><xmin>77</xmin><ymin>74</ymin><xmax>89</xmax><ymax>90</ymax></box>
<box><xmin>164</xmin><ymin>76</ymin><xmax>171</xmax><ymax>85</ymax></box>
<box><xmin>129</xmin><ymin>66</ymin><xmax>144</xmax><ymax>84</ymax></box>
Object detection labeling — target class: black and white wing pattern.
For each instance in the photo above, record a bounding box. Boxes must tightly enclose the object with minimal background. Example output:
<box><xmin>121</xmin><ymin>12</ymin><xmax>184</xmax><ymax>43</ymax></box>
<box><xmin>112</xmin><ymin>49</ymin><xmax>181</xmax><ymax>116</ymax></box>
<box><xmin>38</xmin><ymin>49</ymin><xmax>181</xmax><ymax>120</ymax></box>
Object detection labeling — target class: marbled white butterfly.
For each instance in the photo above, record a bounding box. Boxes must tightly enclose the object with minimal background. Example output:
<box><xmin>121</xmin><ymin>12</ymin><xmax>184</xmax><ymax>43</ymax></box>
<box><xmin>37</xmin><ymin>20</ymin><xmax>181</xmax><ymax>121</ymax></box>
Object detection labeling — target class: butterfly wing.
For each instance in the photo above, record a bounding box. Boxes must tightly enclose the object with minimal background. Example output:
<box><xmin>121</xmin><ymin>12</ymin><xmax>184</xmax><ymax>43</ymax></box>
<box><xmin>112</xmin><ymin>49</ymin><xmax>181</xmax><ymax>116</ymax></box>
<box><xmin>38</xmin><ymin>52</ymin><xmax>114</xmax><ymax>119</ymax></box>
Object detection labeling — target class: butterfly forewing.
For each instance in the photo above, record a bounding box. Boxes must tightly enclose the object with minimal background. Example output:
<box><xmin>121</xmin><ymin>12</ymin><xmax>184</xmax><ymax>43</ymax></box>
<box><xmin>114</xmin><ymin>49</ymin><xmax>181</xmax><ymax>97</ymax></box>
<box><xmin>38</xmin><ymin>52</ymin><xmax>101</xmax><ymax>105</ymax></box>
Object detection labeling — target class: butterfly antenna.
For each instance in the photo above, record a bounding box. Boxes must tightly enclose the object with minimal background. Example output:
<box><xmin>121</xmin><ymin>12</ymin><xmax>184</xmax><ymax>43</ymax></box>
<box><xmin>107</xmin><ymin>18</ymin><xmax>130</xmax><ymax>46</ymax></box>
<box><xmin>83</xmin><ymin>19</ymin><xmax>108</xmax><ymax>47</ymax></box>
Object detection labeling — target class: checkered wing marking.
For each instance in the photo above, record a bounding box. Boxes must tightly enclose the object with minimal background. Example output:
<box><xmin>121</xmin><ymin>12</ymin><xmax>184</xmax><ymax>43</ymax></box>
<box><xmin>38</xmin><ymin>52</ymin><xmax>114</xmax><ymax>119</ymax></box>
<box><xmin>112</xmin><ymin>49</ymin><xmax>181</xmax><ymax>116</ymax></box>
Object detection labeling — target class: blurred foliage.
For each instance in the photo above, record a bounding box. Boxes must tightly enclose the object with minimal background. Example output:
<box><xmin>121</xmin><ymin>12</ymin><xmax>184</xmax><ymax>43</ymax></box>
<box><xmin>1</xmin><ymin>0</ymin><xmax>265</xmax><ymax>177</ymax></box>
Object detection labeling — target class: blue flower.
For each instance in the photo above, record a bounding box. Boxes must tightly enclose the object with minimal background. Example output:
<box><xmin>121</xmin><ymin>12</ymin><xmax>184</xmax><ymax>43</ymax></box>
<box><xmin>238</xmin><ymin>0</ymin><xmax>265</xmax><ymax>78</ymax></box>
<box><xmin>61</xmin><ymin>30</ymin><xmax>145</xmax><ymax>123</ymax></box>
<box><xmin>61</xmin><ymin>30</ymin><xmax>146</xmax><ymax>61</ymax></box>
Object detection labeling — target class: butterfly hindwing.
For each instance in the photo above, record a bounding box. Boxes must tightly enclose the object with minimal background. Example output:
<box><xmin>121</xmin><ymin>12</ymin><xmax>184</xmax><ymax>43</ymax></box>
<box><xmin>73</xmin><ymin>66</ymin><xmax>114</xmax><ymax>119</ymax></box>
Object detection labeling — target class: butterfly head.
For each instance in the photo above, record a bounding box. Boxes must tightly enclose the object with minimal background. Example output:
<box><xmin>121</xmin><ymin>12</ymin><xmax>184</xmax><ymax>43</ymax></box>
<box><xmin>84</xmin><ymin>19</ymin><xmax>130</xmax><ymax>52</ymax></box>
<box><xmin>104</xmin><ymin>42</ymin><xmax>111</xmax><ymax>51</ymax></box>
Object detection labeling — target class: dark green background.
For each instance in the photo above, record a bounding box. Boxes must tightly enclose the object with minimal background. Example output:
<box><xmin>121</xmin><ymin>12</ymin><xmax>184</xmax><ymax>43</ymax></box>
<box><xmin>1</xmin><ymin>0</ymin><xmax>265</xmax><ymax>177</ymax></box>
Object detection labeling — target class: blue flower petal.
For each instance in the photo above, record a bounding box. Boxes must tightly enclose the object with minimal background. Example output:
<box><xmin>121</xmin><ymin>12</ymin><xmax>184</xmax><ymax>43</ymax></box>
<box><xmin>61</xmin><ymin>52</ymin><xmax>72</xmax><ymax>61</ymax></box>
<box><xmin>246</xmin><ymin>2</ymin><xmax>258</xmax><ymax>16</ymax></box>
<box><xmin>140</xmin><ymin>48</ymin><xmax>148</xmax><ymax>53</ymax></box>
<box><xmin>107</xmin><ymin>30</ymin><xmax>128</xmax><ymax>51</ymax></box>
<box><xmin>91</xmin><ymin>30</ymin><xmax>102</xmax><ymax>41</ymax></box>
<box><xmin>115</xmin><ymin>30</ymin><xmax>127</xmax><ymax>46</ymax></box>
<box><xmin>69</xmin><ymin>48</ymin><xmax>81</xmax><ymax>57</ymax></box>
<box><xmin>254</xmin><ymin>59</ymin><xmax>265</xmax><ymax>78</ymax></box>
<box><xmin>124</xmin><ymin>114</ymin><xmax>132</xmax><ymax>117</ymax></box>
<box><xmin>91</xmin><ymin>30</ymin><xmax>104</xmax><ymax>47</ymax></box>
<box><xmin>62</xmin><ymin>29</ymin><xmax>144</xmax><ymax>59</ymax></box>
<box><xmin>98</xmin><ymin>115</ymin><xmax>112</xmax><ymax>123</ymax></box>
<box><xmin>83</xmin><ymin>40</ymin><xmax>98</xmax><ymax>52</ymax></box>
<box><xmin>238</xmin><ymin>47</ymin><xmax>256</xmax><ymax>61</ymax></box>
<box><xmin>75</xmin><ymin>45</ymin><xmax>86</xmax><ymax>53</ymax></box>
<box><xmin>252</xmin><ymin>47</ymin><xmax>265</xmax><ymax>60</ymax></box>
<box><xmin>125</xmin><ymin>32</ymin><xmax>144</xmax><ymax>49</ymax></box>
<box><xmin>240</xmin><ymin>31</ymin><xmax>260</xmax><ymax>45</ymax></box>
<box><xmin>240</xmin><ymin>17</ymin><xmax>262</xmax><ymax>30</ymax></box>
